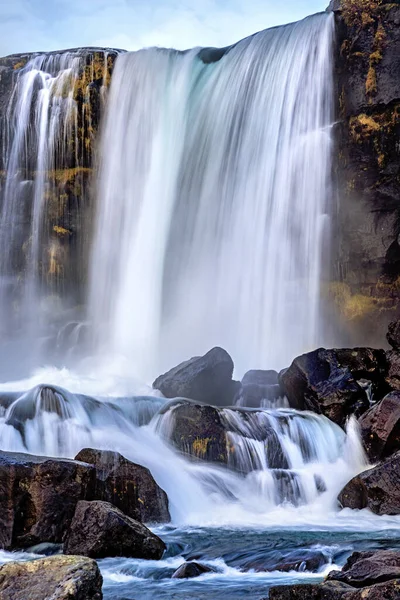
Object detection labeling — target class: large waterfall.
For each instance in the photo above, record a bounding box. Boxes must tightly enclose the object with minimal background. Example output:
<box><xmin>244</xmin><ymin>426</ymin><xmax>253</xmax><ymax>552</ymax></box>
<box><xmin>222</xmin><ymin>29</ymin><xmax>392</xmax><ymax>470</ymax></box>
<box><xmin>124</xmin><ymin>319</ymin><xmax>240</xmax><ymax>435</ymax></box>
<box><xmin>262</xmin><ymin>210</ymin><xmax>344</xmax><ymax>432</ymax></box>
<box><xmin>89</xmin><ymin>13</ymin><xmax>335</xmax><ymax>381</ymax></box>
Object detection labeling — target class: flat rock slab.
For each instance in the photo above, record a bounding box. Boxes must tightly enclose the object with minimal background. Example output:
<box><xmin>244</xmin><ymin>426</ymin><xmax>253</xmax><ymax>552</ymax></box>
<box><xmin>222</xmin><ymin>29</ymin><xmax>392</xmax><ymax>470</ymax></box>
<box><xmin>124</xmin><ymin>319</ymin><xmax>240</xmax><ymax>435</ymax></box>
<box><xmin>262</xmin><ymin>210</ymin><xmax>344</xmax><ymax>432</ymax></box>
<box><xmin>0</xmin><ymin>554</ymin><xmax>102</xmax><ymax>600</ymax></box>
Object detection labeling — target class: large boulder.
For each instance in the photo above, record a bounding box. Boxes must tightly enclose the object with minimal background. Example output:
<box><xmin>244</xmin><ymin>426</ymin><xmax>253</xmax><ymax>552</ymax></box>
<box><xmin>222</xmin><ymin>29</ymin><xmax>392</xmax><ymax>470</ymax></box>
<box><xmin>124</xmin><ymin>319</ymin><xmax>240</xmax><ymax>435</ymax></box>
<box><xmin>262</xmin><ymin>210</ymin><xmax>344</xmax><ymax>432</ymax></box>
<box><xmin>172</xmin><ymin>562</ymin><xmax>214</xmax><ymax>579</ymax></box>
<box><xmin>328</xmin><ymin>550</ymin><xmax>400</xmax><ymax>587</ymax></box>
<box><xmin>0</xmin><ymin>451</ymin><xmax>95</xmax><ymax>549</ymax></box>
<box><xmin>64</xmin><ymin>500</ymin><xmax>166</xmax><ymax>559</ymax></box>
<box><xmin>387</xmin><ymin>320</ymin><xmax>400</xmax><ymax>351</ymax></box>
<box><xmin>268</xmin><ymin>580</ymin><xmax>400</xmax><ymax>600</ymax></box>
<box><xmin>0</xmin><ymin>555</ymin><xmax>102</xmax><ymax>600</ymax></box>
<box><xmin>153</xmin><ymin>347</ymin><xmax>239</xmax><ymax>405</ymax></box>
<box><xmin>359</xmin><ymin>392</ymin><xmax>400</xmax><ymax>461</ymax></box>
<box><xmin>74</xmin><ymin>448</ymin><xmax>170</xmax><ymax>523</ymax></box>
<box><xmin>239</xmin><ymin>369</ymin><xmax>282</xmax><ymax>407</ymax></box>
<box><xmin>338</xmin><ymin>451</ymin><xmax>400</xmax><ymax>514</ymax></box>
<box><xmin>278</xmin><ymin>348</ymin><xmax>388</xmax><ymax>426</ymax></box>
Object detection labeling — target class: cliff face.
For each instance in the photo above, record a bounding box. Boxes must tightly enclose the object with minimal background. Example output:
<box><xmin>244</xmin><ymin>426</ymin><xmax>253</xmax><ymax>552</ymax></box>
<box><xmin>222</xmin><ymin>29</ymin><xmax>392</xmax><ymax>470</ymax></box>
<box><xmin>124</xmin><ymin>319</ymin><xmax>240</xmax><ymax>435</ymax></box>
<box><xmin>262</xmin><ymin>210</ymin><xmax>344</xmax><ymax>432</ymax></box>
<box><xmin>329</xmin><ymin>1</ymin><xmax>400</xmax><ymax>346</ymax></box>
<box><xmin>0</xmin><ymin>49</ymin><xmax>119</xmax><ymax>315</ymax></box>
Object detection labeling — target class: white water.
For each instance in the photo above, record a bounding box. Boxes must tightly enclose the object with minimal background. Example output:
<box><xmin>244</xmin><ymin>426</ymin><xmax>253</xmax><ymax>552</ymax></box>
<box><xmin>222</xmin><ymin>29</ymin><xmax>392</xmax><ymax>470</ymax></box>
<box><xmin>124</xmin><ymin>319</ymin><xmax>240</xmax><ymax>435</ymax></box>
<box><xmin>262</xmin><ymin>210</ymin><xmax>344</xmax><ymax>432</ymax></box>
<box><xmin>89</xmin><ymin>13</ymin><xmax>335</xmax><ymax>382</ymax></box>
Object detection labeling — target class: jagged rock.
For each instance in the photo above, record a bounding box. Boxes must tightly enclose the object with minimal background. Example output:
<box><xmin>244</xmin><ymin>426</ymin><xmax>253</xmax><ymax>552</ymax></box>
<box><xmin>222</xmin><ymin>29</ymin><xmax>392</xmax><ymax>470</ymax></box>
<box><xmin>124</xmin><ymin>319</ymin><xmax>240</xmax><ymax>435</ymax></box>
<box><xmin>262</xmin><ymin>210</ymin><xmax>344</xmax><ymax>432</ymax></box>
<box><xmin>239</xmin><ymin>369</ymin><xmax>282</xmax><ymax>407</ymax></box>
<box><xmin>278</xmin><ymin>348</ymin><xmax>387</xmax><ymax>425</ymax></box>
<box><xmin>338</xmin><ymin>451</ymin><xmax>400</xmax><ymax>514</ymax></box>
<box><xmin>328</xmin><ymin>550</ymin><xmax>400</xmax><ymax>587</ymax></box>
<box><xmin>243</xmin><ymin>549</ymin><xmax>327</xmax><ymax>573</ymax></box>
<box><xmin>268</xmin><ymin>580</ymin><xmax>353</xmax><ymax>599</ymax></box>
<box><xmin>64</xmin><ymin>500</ymin><xmax>166</xmax><ymax>559</ymax></box>
<box><xmin>385</xmin><ymin>351</ymin><xmax>400</xmax><ymax>391</ymax></box>
<box><xmin>157</xmin><ymin>401</ymin><xmax>228</xmax><ymax>464</ymax></box>
<box><xmin>0</xmin><ymin>450</ymin><xmax>95</xmax><ymax>549</ymax></box>
<box><xmin>387</xmin><ymin>320</ymin><xmax>400</xmax><ymax>351</ymax></box>
<box><xmin>0</xmin><ymin>554</ymin><xmax>102</xmax><ymax>600</ymax></box>
<box><xmin>172</xmin><ymin>562</ymin><xmax>214</xmax><ymax>579</ymax></box>
<box><xmin>74</xmin><ymin>448</ymin><xmax>170</xmax><ymax>523</ymax></box>
<box><xmin>153</xmin><ymin>347</ymin><xmax>239</xmax><ymax>405</ymax></box>
<box><xmin>268</xmin><ymin>579</ymin><xmax>400</xmax><ymax>599</ymax></box>
<box><xmin>359</xmin><ymin>391</ymin><xmax>400</xmax><ymax>461</ymax></box>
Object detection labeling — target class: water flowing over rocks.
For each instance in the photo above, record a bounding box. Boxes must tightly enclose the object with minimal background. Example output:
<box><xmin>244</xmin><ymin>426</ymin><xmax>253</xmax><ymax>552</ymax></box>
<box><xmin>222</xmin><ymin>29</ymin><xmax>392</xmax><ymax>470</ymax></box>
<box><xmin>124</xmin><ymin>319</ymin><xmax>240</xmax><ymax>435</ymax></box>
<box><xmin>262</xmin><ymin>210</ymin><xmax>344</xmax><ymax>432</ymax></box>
<box><xmin>359</xmin><ymin>391</ymin><xmax>400</xmax><ymax>461</ymax></box>
<box><xmin>74</xmin><ymin>448</ymin><xmax>170</xmax><ymax>523</ymax></box>
<box><xmin>328</xmin><ymin>550</ymin><xmax>400</xmax><ymax>587</ymax></box>
<box><xmin>171</xmin><ymin>562</ymin><xmax>214</xmax><ymax>579</ymax></box>
<box><xmin>0</xmin><ymin>450</ymin><xmax>95</xmax><ymax>549</ymax></box>
<box><xmin>153</xmin><ymin>347</ymin><xmax>239</xmax><ymax>406</ymax></box>
<box><xmin>338</xmin><ymin>451</ymin><xmax>400</xmax><ymax>514</ymax></box>
<box><xmin>0</xmin><ymin>555</ymin><xmax>102</xmax><ymax>600</ymax></box>
<box><xmin>238</xmin><ymin>369</ymin><xmax>283</xmax><ymax>407</ymax></box>
<box><xmin>64</xmin><ymin>500</ymin><xmax>166</xmax><ymax>559</ymax></box>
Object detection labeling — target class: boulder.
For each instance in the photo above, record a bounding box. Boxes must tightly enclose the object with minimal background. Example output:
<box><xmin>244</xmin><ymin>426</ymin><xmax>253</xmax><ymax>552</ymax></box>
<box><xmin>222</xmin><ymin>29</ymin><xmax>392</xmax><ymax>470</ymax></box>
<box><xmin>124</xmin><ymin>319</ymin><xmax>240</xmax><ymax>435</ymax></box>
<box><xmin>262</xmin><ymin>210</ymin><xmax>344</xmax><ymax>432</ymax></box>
<box><xmin>268</xmin><ymin>580</ymin><xmax>400</xmax><ymax>600</ymax></box>
<box><xmin>153</xmin><ymin>347</ymin><xmax>239</xmax><ymax>405</ymax></box>
<box><xmin>172</xmin><ymin>562</ymin><xmax>214</xmax><ymax>579</ymax></box>
<box><xmin>0</xmin><ymin>555</ymin><xmax>102</xmax><ymax>600</ymax></box>
<box><xmin>64</xmin><ymin>500</ymin><xmax>166</xmax><ymax>559</ymax></box>
<box><xmin>387</xmin><ymin>320</ymin><xmax>400</xmax><ymax>351</ymax></box>
<box><xmin>0</xmin><ymin>450</ymin><xmax>95</xmax><ymax>549</ymax></box>
<box><xmin>239</xmin><ymin>369</ymin><xmax>282</xmax><ymax>407</ymax></box>
<box><xmin>243</xmin><ymin>549</ymin><xmax>327</xmax><ymax>573</ymax></box>
<box><xmin>74</xmin><ymin>448</ymin><xmax>170</xmax><ymax>523</ymax></box>
<box><xmin>386</xmin><ymin>351</ymin><xmax>400</xmax><ymax>391</ymax></box>
<box><xmin>359</xmin><ymin>392</ymin><xmax>400</xmax><ymax>461</ymax></box>
<box><xmin>157</xmin><ymin>401</ymin><xmax>229</xmax><ymax>464</ymax></box>
<box><xmin>278</xmin><ymin>348</ymin><xmax>384</xmax><ymax>426</ymax></box>
<box><xmin>328</xmin><ymin>550</ymin><xmax>400</xmax><ymax>587</ymax></box>
<box><xmin>338</xmin><ymin>451</ymin><xmax>400</xmax><ymax>514</ymax></box>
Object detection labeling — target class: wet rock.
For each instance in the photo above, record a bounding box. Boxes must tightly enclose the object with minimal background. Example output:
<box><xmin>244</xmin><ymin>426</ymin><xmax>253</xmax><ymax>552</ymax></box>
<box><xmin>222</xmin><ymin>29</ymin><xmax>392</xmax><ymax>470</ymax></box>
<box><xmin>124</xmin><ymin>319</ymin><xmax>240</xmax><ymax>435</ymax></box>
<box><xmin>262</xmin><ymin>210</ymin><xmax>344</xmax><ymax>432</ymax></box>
<box><xmin>157</xmin><ymin>400</ymin><xmax>229</xmax><ymax>464</ymax></box>
<box><xmin>0</xmin><ymin>450</ymin><xmax>95</xmax><ymax>549</ymax></box>
<box><xmin>359</xmin><ymin>391</ymin><xmax>400</xmax><ymax>461</ymax></box>
<box><xmin>153</xmin><ymin>347</ymin><xmax>239</xmax><ymax>406</ymax></box>
<box><xmin>0</xmin><ymin>554</ymin><xmax>102</xmax><ymax>600</ymax></box>
<box><xmin>385</xmin><ymin>351</ymin><xmax>400</xmax><ymax>391</ymax></box>
<box><xmin>328</xmin><ymin>550</ymin><xmax>400</xmax><ymax>587</ymax></box>
<box><xmin>172</xmin><ymin>561</ymin><xmax>214</xmax><ymax>579</ymax></box>
<box><xmin>279</xmin><ymin>348</ymin><xmax>379</xmax><ymax>426</ymax></box>
<box><xmin>244</xmin><ymin>549</ymin><xmax>327</xmax><ymax>573</ymax></box>
<box><xmin>342</xmin><ymin>580</ymin><xmax>400</xmax><ymax>599</ymax></box>
<box><xmin>239</xmin><ymin>370</ymin><xmax>282</xmax><ymax>407</ymax></box>
<box><xmin>74</xmin><ymin>448</ymin><xmax>170</xmax><ymax>523</ymax></box>
<box><xmin>64</xmin><ymin>500</ymin><xmax>166</xmax><ymax>559</ymax></box>
<box><xmin>268</xmin><ymin>580</ymin><xmax>353</xmax><ymax>599</ymax></box>
<box><xmin>338</xmin><ymin>451</ymin><xmax>400</xmax><ymax>514</ymax></box>
<box><xmin>387</xmin><ymin>320</ymin><xmax>400</xmax><ymax>351</ymax></box>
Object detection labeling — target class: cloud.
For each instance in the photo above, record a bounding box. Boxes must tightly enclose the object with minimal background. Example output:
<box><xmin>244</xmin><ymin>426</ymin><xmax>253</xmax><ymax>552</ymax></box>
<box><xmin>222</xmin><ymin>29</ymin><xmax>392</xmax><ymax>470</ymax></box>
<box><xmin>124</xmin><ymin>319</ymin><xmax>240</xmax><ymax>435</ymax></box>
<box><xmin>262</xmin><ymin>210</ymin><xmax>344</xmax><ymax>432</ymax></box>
<box><xmin>0</xmin><ymin>0</ymin><xmax>328</xmax><ymax>56</ymax></box>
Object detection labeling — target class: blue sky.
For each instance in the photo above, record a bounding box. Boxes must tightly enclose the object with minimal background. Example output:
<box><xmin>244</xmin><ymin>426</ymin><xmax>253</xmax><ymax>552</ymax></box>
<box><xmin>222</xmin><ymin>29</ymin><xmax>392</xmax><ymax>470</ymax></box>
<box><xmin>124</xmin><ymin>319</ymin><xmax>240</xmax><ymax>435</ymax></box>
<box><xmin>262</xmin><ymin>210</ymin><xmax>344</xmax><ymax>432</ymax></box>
<box><xmin>0</xmin><ymin>0</ymin><xmax>328</xmax><ymax>56</ymax></box>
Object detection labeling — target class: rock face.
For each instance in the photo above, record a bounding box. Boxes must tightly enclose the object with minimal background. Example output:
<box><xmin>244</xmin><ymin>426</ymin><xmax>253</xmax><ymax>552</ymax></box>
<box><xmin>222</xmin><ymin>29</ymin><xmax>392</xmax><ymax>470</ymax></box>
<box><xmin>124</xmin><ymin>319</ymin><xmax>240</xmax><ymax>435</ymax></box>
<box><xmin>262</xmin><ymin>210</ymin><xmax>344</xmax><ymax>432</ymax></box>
<box><xmin>330</xmin><ymin>1</ymin><xmax>400</xmax><ymax>347</ymax></box>
<box><xmin>153</xmin><ymin>347</ymin><xmax>239</xmax><ymax>405</ymax></box>
<box><xmin>64</xmin><ymin>500</ymin><xmax>166</xmax><ymax>559</ymax></box>
<box><xmin>269</xmin><ymin>580</ymin><xmax>400</xmax><ymax>599</ymax></box>
<box><xmin>359</xmin><ymin>391</ymin><xmax>400</xmax><ymax>461</ymax></box>
<box><xmin>172</xmin><ymin>562</ymin><xmax>214</xmax><ymax>579</ymax></box>
<box><xmin>338</xmin><ymin>451</ymin><xmax>400</xmax><ymax>514</ymax></box>
<box><xmin>74</xmin><ymin>448</ymin><xmax>170</xmax><ymax>523</ymax></box>
<box><xmin>0</xmin><ymin>450</ymin><xmax>95</xmax><ymax>549</ymax></box>
<box><xmin>387</xmin><ymin>320</ymin><xmax>400</xmax><ymax>351</ymax></box>
<box><xmin>278</xmin><ymin>347</ymin><xmax>388</xmax><ymax>425</ymax></box>
<box><xmin>328</xmin><ymin>550</ymin><xmax>400</xmax><ymax>587</ymax></box>
<box><xmin>0</xmin><ymin>554</ymin><xmax>102</xmax><ymax>600</ymax></box>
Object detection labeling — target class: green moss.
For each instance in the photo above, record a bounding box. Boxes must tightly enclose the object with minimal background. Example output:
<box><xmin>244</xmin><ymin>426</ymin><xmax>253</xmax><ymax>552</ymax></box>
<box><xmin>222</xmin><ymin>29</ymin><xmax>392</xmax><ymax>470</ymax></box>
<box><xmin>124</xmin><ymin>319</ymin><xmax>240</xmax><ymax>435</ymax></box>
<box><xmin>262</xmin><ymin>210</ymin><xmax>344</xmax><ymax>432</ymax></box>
<box><xmin>341</xmin><ymin>0</ymin><xmax>382</xmax><ymax>28</ymax></box>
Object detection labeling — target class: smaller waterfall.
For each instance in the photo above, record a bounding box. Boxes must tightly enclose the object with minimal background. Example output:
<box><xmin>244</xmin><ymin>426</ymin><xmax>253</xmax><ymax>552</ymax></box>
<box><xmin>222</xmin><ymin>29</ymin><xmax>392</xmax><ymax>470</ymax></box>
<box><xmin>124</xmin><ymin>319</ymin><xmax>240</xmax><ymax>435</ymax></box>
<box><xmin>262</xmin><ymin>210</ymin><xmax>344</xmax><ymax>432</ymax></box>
<box><xmin>0</xmin><ymin>50</ymin><xmax>113</xmax><ymax>372</ymax></box>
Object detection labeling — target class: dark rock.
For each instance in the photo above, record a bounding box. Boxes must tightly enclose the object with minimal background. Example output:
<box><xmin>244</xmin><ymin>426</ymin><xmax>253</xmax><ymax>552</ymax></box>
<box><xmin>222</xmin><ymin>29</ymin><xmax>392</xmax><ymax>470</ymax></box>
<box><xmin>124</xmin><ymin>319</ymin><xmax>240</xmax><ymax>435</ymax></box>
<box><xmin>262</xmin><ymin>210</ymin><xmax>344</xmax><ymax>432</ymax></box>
<box><xmin>387</xmin><ymin>320</ymin><xmax>400</xmax><ymax>351</ymax></box>
<box><xmin>242</xmin><ymin>370</ymin><xmax>279</xmax><ymax>386</ymax></box>
<box><xmin>64</xmin><ymin>500</ymin><xmax>166</xmax><ymax>559</ymax></box>
<box><xmin>0</xmin><ymin>554</ymin><xmax>102</xmax><ymax>600</ymax></box>
<box><xmin>0</xmin><ymin>450</ymin><xmax>95</xmax><ymax>549</ymax></box>
<box><xmin>172</xmin><ymin>562</ymin><xmax>213</xmax><ymax>579</ymax></box>
<box><xmin>279</xmin><ymin>348</ymin><xmax>381</xmax><ymax>426</ymax></box>
<box><xmin>338</xmin><ymin>451</ymin><xmax>400</xmax><ymax>514</ymax></box>
<box><xmin>244</xmin><ymin>549</ymin><xmax>327</xmax><ymax>573</ymax></box>
<box><xmin>157</xmin><ymin>401</ymin><xmax>228</xmax><ymax>464</ymax></box>
<box><xmin>342</xmin><ymin>580</ymin><xmax>400</xmax><ymax>599</ymax></box>
<box><xmin>74</xmin><ymin>448</ymin><xmax>170</xmax><ymax>523</ymax></box>
<box><xmin>153</xmin><ymin>347</ymin><xmax>238</xmax><ymax>406</ymax></box>
<box><xmin>268</xmin><ymin>580</ymin><xmax>353</xmax><ymax>599</ymax></box>
<box><xmin>328</xmin><ymin>550</ymin><xmax>400</xmax><ymax>587</ymax></box>
<box><xmin>359</xmin><ymin>391</ymin><xmax>400</xmax><ymax>461</ymax></box>
<box><xmin>239</xmin><ymin>369</ymin><xmax>282</xmax><ymax>407</ymax></box>
<box><xmin>385</xmin><ymin>351</ymin><xmax>400</xmax><ymax>391</ymax></box>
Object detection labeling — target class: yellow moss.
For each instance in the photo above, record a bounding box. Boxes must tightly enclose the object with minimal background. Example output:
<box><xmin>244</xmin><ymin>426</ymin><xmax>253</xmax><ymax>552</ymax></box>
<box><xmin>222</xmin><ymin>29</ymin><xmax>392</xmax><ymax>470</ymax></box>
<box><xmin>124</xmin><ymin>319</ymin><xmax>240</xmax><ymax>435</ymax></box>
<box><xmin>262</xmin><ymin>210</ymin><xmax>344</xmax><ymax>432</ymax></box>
<box><xmin>341</xmin><ymin>0</ymin><xmax>382</xmax><ymax>28</ymax></box>
<box><xmin>366</xmin><ymin>65</ymin><xmax>377</xmax><ymax>95</ymax></box>
<box><xmin>328</xmin><ymin>283</ymin><xmax>377</xmax><ymax>321</ymax></box>
<box><xmin>47</xmin><ymin>167</ymin><xmax>92</xmax><ymax>184</ymax></box>
<box><xmin>349</xmin><ymin>113</ymin><xmax>380</xmax><ymax>143</ymax></box>
<box><xmin>192</xmin><ymin>437</ymin><xmax>211</xmax><ymax>457</ymax></box>
<box><xmin>53</xmin><ymin>225</ymin><xmax>71</xmax><ymax>236</ymax></box>
<box><xmin>13</xmin><ymin>60</ymin><xmax>26</xmax><ymax>70</ymax></box>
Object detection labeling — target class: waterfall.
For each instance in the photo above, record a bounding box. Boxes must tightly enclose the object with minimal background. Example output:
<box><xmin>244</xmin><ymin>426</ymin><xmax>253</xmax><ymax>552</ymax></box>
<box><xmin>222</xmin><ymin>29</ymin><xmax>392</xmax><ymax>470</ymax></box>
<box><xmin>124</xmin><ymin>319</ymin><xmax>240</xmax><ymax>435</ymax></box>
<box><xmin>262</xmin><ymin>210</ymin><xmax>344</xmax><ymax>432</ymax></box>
<box><xmin>0</xmin><ymin>50</ymin><xmax>111</xmax><ymax>373</ymax></box>
<box><xmin>89</xmin><ymin>13</ymin><xmax>335</xmax><ymax>382</ymax></box>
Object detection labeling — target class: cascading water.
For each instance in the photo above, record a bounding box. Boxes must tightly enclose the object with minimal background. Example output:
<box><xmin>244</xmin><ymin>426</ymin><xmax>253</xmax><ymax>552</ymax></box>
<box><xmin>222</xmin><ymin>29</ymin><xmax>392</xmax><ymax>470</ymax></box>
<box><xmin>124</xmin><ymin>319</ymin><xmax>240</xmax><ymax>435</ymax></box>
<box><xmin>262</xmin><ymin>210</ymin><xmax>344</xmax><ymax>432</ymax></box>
<box><xmin>89</xmin><ymin>13</ymin><xmax>335</xmax><ymax>381</ymax></box>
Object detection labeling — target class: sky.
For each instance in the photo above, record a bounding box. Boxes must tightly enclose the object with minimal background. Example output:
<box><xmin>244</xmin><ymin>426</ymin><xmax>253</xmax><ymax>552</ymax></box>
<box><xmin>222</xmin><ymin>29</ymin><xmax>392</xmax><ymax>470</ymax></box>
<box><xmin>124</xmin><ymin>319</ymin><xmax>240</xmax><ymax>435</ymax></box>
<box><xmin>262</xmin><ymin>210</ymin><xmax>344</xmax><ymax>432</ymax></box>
<box><xmin>0</xmin><ymin>0</ymin><xmax>328</xmax><ymax>57</ymax></box>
